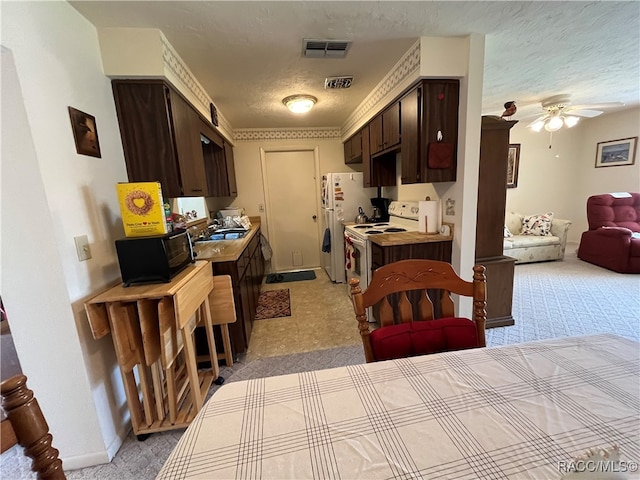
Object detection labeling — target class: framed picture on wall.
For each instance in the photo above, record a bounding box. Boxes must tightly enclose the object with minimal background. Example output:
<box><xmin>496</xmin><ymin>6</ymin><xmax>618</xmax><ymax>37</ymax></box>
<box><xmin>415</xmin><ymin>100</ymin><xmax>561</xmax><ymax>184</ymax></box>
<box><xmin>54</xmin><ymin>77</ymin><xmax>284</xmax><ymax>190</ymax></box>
<box><xmin>595</xmin><ymin>137</ymin><xmax>637</xmax><ymax>167</ymax></box>
<box><xmin>507</xmin><ymin>143</ymin><xmax>520</xmax><ymax>188</ymax></box>
<box><xmin>68</xmin><ymin>107</ymin><xmax>101</xmax><ymax>158</ymax></box>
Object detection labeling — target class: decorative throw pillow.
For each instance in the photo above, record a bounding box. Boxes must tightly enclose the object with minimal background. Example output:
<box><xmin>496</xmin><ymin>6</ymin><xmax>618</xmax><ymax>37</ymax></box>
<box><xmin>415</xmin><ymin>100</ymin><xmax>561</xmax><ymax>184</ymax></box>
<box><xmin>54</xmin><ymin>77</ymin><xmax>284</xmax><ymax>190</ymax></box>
<box><xmin>521</xmin><ymin>212</ymin><xmax>554</xmax><ymax>236</ymax></box>
<box><xmin>504</xmin><ymin>225</ymin><xmax>513</xmax><ymax>237</ymax></box>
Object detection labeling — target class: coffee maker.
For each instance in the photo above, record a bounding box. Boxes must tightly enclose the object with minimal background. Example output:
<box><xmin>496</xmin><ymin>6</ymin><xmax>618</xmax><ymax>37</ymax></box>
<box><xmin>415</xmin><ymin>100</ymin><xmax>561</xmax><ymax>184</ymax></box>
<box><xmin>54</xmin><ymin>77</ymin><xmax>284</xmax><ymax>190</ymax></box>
<box><xmin>370</xmin><ymin>194</ymin><xmax>390</xmax><ymax>222</ymax></box>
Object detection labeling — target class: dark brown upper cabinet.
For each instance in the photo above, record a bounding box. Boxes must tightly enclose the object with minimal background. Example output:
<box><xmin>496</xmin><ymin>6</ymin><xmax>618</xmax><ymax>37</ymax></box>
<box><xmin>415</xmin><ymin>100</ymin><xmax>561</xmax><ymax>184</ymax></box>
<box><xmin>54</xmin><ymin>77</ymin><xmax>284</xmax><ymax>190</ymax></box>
<box><xmin>112</xmin><ymin>80</ymin><xmax>210</xmax><ymax>198</ymax></box>
<box><xmin>369</xmin><ymin>102</ymin><xmax>400</xmax><ymax>156</ymax></box>
<box><xmin>357</xmin><ymin>124</ymin><xmax>394</xmax><ymax>188</ymax></box>
<box><xmin>400</xmin><ymin>79</ymin><xmax>460</xmax><ymax>184</ymax></box>
<box><xmin>199</xmin><ymin>118</ymin><xmax>237</xmax><ymax>198</ymax></box>
<box><xmin>343</xmin><ymin>129</ymin><xmax>363</xmax><ymax>164</ymax></box>
<box><xmin>223</xmin><ymin>141</ymin><xmax>238</xmax><ymax>196</ymax></box>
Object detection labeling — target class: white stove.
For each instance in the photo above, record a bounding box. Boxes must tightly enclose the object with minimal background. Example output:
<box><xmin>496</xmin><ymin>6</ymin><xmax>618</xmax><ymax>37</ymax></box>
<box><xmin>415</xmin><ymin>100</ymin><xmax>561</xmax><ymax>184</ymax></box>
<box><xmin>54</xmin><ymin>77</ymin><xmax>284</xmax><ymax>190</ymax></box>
<box><xmin>344</xmin><ymin>201</ymin><xmax>420</xmax><ymax>240</ymax></box>
<box><xmin>344</xmin><ymin>201</ymin><xmax>421</xmax><ymax>311</ymax></box>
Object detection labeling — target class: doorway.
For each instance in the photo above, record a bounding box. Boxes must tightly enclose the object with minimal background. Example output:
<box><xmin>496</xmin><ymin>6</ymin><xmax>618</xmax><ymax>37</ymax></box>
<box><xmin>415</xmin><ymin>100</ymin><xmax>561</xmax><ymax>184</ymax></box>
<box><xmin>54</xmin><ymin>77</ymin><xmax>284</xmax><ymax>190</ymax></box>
<box><xmin>261</xmin><ymin>148</ymin><xmax>321</xmax><ymax>272</ymax></box>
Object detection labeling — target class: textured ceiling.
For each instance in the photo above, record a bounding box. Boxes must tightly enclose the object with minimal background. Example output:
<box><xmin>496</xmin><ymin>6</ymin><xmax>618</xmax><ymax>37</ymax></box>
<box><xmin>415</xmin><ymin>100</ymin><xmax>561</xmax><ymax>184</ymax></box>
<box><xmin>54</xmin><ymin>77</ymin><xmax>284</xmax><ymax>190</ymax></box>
<box><xmin>70</xmin><ymin>1</ymin><xmax>640</xmax><ymax>129</ymax></box>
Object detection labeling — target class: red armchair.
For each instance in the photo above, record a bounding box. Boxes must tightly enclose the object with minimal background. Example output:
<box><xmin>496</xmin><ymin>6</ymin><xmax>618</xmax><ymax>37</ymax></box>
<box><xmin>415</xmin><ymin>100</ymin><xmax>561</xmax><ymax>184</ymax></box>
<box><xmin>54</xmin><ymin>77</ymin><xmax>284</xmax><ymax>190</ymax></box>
<box><xmin>577</xmin><ymin>193</ymin><xmax>640</xmax><ymax>273</ymax></box>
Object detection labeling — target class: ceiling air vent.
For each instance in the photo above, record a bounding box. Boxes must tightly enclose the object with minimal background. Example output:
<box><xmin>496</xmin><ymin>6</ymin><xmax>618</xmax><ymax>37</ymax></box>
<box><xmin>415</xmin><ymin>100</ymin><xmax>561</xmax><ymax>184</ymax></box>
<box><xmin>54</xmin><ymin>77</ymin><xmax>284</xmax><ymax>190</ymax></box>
<box><xmin>325</xmin><ymin>76</ymin><xmax>354</xmax><ymax>89</ymax></box>
<box><xmin>303</xmin><ymin>39</ymin><xmax>351</xmax><ymax>58</ymax></box>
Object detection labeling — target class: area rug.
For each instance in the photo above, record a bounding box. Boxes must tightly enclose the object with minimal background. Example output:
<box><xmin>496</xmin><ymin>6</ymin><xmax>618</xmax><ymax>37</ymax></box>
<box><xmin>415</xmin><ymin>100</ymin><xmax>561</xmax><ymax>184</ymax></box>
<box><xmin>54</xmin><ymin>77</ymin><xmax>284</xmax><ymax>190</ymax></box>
<box><xmin>265</xmin><ymin>270</ymin><xmax>316</xmax><ymax>284</ymax></box>
<box><xmin>254</xmin><ymin>289</ymin><xmax>291</xmax><ymax>320</ymax></box>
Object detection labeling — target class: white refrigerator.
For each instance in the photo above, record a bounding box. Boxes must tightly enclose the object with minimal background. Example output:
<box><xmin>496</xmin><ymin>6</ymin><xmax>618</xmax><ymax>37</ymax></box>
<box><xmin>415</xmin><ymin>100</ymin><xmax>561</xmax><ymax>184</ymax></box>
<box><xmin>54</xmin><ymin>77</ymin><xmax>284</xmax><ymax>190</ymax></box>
<box><xmin>321</xmin><ymin>172</ymin><xmax>375</xmax><ymax>283</ymax></box>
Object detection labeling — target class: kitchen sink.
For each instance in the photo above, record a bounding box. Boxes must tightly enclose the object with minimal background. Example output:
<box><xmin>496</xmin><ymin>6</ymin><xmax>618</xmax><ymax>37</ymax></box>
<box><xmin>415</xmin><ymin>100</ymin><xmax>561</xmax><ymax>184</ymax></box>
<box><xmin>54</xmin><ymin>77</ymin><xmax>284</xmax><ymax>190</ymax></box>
<box><xmin>195</xmin><ymin>228</ymin><xmax>248</xmax><ymax>242</ymax></box>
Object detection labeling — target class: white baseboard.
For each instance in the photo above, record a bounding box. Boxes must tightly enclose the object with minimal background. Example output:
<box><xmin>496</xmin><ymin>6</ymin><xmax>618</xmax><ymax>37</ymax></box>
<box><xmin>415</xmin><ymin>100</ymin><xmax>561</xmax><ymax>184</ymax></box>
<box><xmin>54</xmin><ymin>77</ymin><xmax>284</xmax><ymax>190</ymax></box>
<box><xmin>106</xmin><ymin>423</ymin><xmax>130</xmax><ymax>460</ymax></box>
<box><xmin>61</xmin><ymin>451</ymin><xmax>110</xmax><ymax>471</ymax></box>
<box><xmin>61</xmin><ymin>423</ymin><xmax>130</xmax><ymax>470</ymax></box>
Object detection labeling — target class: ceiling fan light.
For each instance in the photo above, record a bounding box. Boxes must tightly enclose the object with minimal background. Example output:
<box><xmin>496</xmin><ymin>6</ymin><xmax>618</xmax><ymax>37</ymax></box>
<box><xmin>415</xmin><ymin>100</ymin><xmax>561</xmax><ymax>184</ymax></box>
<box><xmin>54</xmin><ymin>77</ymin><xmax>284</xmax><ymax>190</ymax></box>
<box><xmin>282</xmin><ymin>94</ymin><xmax>317</xmax><ymax>114</ymax></box>
<box><xmin>530</xmin><ymin>120</ymin><xmax>545</xmax><ymax>132</ymax></box>
<box><xmin>564</xmin><ymin>115</ymin><xmax>580</xmax><ymax>128</ymax></box>
<box><xmin>544</xmin><ymin>116</ymin><xmax>564</xmax><ymax>132</ymax></box>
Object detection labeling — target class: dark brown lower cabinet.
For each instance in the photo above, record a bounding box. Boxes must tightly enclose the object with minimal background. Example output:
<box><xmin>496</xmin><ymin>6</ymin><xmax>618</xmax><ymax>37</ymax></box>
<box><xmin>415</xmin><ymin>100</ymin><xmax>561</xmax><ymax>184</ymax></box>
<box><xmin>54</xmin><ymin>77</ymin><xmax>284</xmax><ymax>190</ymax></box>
<box><xmin>477</xmin><ymin>255</ymin><xmax>516</xmax><ymax>328</ymax></box>
<box><xmin>196</xmin><ymin>229</ymin><xmax>264</xmax><ymax>361</ymax></box>
<box><xmin>370</xmin><ymin>241</ymin><xmax>453</xmax><ymax>322</ymax></box>
<box><xmin>371</xmin><ymin>241</ymin><xmax>452</xmax><ymax>270</ymax></box>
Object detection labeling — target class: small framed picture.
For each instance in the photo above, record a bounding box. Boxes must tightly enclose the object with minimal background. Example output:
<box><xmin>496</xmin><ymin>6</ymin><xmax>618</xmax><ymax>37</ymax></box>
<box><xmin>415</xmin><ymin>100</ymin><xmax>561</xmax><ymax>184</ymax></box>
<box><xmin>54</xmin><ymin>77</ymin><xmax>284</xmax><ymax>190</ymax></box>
<box><xmin>68</xmin><ymin>107</ymin><xmax>101</xmax><ymax>158</ymax></box>
<box><xmin>595</xmin><ymin>137</ymin><xmax>637</xmax><ymax>168</ymax></box>
<box><xmin>507</xmin><ymin>143</ymin><xmax>520</xmax><ymax>188</ymax></box>
<box><xmin>209</xmin><ymin>102</ymin><xmax>219</xmax><ymax>127</ymax></box>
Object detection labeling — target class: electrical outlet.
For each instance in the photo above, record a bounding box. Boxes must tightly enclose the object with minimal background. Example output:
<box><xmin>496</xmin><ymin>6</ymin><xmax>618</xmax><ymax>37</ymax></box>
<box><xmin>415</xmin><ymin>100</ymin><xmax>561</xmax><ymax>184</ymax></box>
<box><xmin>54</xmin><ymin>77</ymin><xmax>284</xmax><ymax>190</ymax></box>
<box><xmin>74</xmin><ymin>235</ymin><xmax>92</xmax><ymax>261</ymax></box>
<box><xmin>259</xmin><ymin>204</ymin><xmax>265</xmax><ymax>213</ymax></box>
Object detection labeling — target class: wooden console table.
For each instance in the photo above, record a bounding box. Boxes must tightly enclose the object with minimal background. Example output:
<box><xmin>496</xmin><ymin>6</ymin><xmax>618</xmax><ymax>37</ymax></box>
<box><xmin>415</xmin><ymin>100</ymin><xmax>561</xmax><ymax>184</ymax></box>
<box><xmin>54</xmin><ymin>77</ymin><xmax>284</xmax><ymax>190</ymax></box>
<box><xmin>85</xmin><ymin>261</ymin><xmax>219</xmax><ymax>435</ymax></box>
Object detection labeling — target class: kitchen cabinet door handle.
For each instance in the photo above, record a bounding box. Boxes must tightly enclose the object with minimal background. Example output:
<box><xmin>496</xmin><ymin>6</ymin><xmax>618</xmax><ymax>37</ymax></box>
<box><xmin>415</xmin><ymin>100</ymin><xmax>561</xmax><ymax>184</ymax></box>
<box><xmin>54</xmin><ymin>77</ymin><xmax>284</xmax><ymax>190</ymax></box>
<box><xmin>312</xmin><ymin>215</ymin><xmax>317</xmax><ymax>221</ymax></box>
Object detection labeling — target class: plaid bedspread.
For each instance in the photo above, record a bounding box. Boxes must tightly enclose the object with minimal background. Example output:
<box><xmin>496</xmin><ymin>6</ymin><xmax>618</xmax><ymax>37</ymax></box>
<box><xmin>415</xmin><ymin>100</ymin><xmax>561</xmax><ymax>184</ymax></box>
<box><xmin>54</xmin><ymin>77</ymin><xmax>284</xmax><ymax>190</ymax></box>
<box><xmin>157</xmin><ymin>334</ymin><xmax>640</xmax><ymax>479</ymax></box>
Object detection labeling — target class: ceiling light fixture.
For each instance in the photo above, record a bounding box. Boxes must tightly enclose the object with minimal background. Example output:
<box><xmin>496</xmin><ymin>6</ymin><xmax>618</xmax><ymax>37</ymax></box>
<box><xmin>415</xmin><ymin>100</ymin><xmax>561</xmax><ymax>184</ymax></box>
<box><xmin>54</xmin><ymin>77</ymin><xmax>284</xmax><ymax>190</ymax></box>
<box><xmin>530</xmin><ymin>111</ymin><xmax>581</xmax><ymax>132</ymax></box>
<box><xmin>282</xmin><ymin>94</ymin><xmax>317</xmax><ymax>114</ymax></box>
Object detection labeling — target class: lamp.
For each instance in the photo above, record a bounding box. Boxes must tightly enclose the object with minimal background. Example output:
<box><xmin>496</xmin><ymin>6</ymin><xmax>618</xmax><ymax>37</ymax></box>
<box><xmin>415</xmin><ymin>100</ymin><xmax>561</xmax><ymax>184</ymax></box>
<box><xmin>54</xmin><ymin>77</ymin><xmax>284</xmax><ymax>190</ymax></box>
<box><xmin>283</xmin><ymin>94</ymin><xmax>317</xmax><ymax>114</ymax></box>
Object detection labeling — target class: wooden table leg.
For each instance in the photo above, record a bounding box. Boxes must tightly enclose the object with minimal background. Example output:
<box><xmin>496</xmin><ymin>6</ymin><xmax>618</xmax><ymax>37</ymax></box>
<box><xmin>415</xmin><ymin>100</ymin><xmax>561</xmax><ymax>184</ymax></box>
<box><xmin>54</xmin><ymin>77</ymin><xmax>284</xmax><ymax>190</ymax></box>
<box><xmin>180</xmin><ymin>315</ymin><xmax>203</xmax><ymax>410</ymax></box>
<box><xmin>220</xmin><ymin>323</ymin><xmax>233</xmax><ymax>367</ymax></box>
<box><xmin>201</xmin><ymin>298</ymin><xmax>220</xmax><ymax>379</ymax></box>
<box><xmin>108</xmin><ymin>302</ymin><xmax>155</xmax><ymax>428</ymax></box>
<box><xmin>150</xmin><ymin>362</ymin><xmax>165</xmax><ymax>421</ymax></box>
<box><xmin>121</xmin><ymin>370</ymin><xmax>144</xmax><ymax>433</ymax></box>
<box><xmin>159</xmin><ymin>298</ymin><xmax>179</xmax><ymax>424</ymax></box>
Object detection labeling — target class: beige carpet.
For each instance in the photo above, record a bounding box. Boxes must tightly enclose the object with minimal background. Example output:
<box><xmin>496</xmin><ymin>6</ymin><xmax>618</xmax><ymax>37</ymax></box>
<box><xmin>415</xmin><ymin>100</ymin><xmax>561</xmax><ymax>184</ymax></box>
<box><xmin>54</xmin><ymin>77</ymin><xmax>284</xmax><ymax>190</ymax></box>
<box><xmin>3</xmin><ymin>254</ymin><xmax>639</xmax><ymax>479</ymax></box>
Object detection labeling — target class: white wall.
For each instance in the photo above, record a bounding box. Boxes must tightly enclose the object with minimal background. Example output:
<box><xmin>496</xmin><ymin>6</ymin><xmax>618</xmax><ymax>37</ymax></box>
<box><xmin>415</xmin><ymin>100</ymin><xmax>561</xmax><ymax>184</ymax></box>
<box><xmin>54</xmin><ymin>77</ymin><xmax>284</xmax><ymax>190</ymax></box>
<box><xmin>508</xmin><ymin>107</ymin><xmax>640</xmax><ymax>244</ymax></box>
<box><xmin>216</xmin><ymin>137</ymin><xmax>349</xmax><ymax>240</ymax></box>
<box><xmin>575</xmin><ymin>108</ymin><xmax>640</xmax><ymax>236</ymax></box>
<box><xmin>1</xmin><ymin>2</ymin><xmax>131</xmax><ymax>468</ymax></box>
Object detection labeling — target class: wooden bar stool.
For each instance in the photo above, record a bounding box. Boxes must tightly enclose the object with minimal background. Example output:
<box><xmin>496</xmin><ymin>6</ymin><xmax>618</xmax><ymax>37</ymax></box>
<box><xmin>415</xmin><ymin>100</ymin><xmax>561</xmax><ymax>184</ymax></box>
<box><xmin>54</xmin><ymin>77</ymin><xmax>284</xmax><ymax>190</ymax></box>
<box><xmin>200</xmin><ymin>275</ymin><xmax>237</xmax><ymax>367</ymax></box>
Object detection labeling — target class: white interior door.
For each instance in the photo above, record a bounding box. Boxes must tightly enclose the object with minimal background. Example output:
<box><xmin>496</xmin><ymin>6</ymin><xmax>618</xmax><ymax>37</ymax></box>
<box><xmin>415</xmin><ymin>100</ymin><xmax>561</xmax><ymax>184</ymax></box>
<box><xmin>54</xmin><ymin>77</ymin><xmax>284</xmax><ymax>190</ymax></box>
<box><xmin>262</xmin><ymin>149</ymin><xmax>320</xmax><ymax>272</ymax></box>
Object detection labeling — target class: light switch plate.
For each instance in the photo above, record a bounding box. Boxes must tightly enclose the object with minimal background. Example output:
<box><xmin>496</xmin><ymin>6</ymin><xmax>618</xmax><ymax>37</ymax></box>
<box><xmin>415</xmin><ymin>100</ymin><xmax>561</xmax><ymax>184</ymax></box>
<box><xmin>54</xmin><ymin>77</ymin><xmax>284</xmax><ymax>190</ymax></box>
<box><xmin>74</xmin><ymin>235</ymin><xmax>92</xmax><ymax>261</ymax></box>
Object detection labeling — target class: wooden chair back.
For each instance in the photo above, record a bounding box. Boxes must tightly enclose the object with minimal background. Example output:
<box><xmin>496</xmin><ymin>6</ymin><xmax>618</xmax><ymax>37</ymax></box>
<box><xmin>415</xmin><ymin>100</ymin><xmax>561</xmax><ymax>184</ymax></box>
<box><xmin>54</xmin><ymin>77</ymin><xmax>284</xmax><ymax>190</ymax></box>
<box><xmin>349</xmin><ymin>259</ymin><xmax>487</xmax><ymax>362</ymax></box>
<box><xmin>1</xmin><ymin>374</ymin><xmax>66</xmax><ymax>479</ymax></box>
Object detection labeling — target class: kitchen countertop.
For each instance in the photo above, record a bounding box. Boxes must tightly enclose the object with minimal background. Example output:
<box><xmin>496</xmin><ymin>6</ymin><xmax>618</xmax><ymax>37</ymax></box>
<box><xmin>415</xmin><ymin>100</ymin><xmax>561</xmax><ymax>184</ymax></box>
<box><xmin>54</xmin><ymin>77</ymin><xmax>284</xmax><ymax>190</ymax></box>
<box><xmin>193</xmin><ymin>218</ymin><xmax>260</xmax><ymax>263</ymax></box>
<box><xmin>368</xmin><ymin>223</ymin><xmax>454</xmax><ymax>247</ymax></box>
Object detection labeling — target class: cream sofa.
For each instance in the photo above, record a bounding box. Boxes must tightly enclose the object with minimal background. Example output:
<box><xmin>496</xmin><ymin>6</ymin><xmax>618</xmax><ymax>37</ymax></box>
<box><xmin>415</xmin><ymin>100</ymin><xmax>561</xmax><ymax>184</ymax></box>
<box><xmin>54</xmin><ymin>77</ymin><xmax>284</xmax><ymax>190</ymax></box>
<box><xmin>504</xmin><ymin>211</ymin><xmax>572</xmax><ymax>264</ymax></box>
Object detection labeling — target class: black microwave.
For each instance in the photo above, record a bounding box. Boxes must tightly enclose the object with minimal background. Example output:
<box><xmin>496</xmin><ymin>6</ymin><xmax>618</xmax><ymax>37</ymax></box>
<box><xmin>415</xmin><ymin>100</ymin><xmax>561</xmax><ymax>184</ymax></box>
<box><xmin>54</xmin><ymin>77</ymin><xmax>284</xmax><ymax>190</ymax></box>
<box><xmin>115</xmin><ymin>230</ymin><xmax>195</xmax><ymax>287</ymax></box>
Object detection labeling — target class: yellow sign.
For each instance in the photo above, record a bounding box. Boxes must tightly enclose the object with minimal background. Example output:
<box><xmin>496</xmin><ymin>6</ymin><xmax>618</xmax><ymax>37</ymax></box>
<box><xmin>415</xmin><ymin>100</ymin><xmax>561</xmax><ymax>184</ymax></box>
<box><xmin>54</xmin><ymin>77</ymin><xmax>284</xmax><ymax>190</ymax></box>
<box><xmin>116</xmin><ymin>182</ymin><xmax>168</xmax><ymax>237</ymax></box>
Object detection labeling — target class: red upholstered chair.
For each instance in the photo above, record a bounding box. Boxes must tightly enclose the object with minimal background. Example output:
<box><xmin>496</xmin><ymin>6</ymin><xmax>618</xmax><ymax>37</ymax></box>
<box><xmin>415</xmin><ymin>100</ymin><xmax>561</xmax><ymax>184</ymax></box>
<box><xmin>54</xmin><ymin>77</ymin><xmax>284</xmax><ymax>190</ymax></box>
<box><xmin>349</xmin><ymin>259</ymin><xmax>487</xmax><ymax>363</ymax></box>
<box><xmin>577</xmin><ymin>193</ymin><xmax>640</xmax><ymax>273</ymax></box>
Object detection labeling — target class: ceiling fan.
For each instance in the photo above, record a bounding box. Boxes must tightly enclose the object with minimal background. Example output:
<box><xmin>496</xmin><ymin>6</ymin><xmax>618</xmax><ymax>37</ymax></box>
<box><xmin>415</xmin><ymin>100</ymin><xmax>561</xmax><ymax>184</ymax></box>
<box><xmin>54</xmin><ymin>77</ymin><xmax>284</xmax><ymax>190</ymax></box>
<box><xmin>522</xmin><ymin>94</ymin><xmax>624</xmax><ymax>132</ymax></box>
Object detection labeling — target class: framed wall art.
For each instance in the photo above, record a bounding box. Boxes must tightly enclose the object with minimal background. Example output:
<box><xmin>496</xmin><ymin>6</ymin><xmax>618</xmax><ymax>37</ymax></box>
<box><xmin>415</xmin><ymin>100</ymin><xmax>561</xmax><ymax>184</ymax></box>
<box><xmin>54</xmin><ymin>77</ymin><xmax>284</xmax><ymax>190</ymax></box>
<box><xmin>507</xmin><ymin>143</ymin><xmax>520</xmax><ymax>188</ymax></box>
<box><xmin>68</xmin><ymin>107</ymin><xmax>101</xmax><ymax>158</ymax></box>
<box><xmin>209</xmin><ymin>102</ymin><xmax>219</xmax><ymax>126</ymax></box>
<box><xmin>595</xmin><ymin>137</ymin><xmax>637</xmax><ymax>168</ymax></box>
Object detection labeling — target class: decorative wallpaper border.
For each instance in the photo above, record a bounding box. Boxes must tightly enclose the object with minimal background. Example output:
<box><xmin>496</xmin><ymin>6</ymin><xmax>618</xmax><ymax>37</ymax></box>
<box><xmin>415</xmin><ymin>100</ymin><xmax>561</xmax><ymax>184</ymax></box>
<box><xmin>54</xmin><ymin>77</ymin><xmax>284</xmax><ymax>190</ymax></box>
<box><xmin>341</xmin><ymin>40</ymin><xmax>421</xmax><ymax>136</ymax></box>
<box><xmin>158</xmin><ymin>32</ymin><xmax>419</xmax><ymax>143</ymax></box>
<box><xmin>233</xmin><ymin>128</ymin><xmax>341</xmax><ymax>142</ymax></box>
<box><xmin>160</xmin><ymin>33</ymin><xmax>233</xmax><ymax>139</ymax></box>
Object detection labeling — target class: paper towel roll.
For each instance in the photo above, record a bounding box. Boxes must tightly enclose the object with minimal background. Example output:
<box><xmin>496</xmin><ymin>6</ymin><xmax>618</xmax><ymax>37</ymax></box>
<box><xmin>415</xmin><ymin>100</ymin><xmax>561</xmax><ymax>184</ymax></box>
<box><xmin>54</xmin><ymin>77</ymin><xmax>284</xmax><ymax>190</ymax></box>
<box><xmin>418</xmin><ymin>200</ymin><xmax>442</xmax><ymax>234</ymax></box>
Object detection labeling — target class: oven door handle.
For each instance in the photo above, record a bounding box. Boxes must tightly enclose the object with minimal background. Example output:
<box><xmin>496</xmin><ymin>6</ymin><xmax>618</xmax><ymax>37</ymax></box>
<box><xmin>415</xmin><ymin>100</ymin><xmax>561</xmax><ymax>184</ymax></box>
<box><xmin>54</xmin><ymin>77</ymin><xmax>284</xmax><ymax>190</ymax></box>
<box><xmin>345</xmin><ymin>234</ymin><xmax>367</xmax><ymax>248</ymax></box>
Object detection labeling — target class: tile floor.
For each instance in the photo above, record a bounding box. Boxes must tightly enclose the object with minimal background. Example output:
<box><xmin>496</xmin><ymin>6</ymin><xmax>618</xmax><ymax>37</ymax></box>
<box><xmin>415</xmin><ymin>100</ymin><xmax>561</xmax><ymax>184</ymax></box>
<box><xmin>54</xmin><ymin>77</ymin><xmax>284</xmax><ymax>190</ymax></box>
<box><xmin>245</xmin><ymin>268</ymin><xmax>361</xmax><ymax>361</ymax></box>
